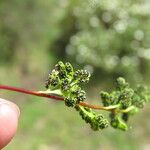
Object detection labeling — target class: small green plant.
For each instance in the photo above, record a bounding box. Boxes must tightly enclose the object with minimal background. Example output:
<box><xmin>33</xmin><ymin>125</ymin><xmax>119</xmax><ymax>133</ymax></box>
<box><xmin>0</xmin><ymin>61</ymin><xmax>150</xmax><ymax>131</ymax></box>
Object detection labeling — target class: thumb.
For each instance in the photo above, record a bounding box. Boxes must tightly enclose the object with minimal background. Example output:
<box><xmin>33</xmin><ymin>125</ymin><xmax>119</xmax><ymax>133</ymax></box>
<box><xmin>0</xmin><ymin>98</ymin><xmax>20</xmax><ymax>149</ymax></box>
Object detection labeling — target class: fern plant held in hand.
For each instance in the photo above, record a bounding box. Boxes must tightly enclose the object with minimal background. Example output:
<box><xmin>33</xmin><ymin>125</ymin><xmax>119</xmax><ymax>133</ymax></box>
<box><xmin>0</xmin><ymin>61</ymin><xmax>150</xmax><ymax>131</ymax></box>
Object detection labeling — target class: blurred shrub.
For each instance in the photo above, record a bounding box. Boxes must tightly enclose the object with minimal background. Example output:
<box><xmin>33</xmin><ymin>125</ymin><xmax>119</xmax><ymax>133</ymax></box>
<box><xmin>0</xmin><ymin>25</ymin><xmax>18</xmax><ymax>64</ymax></box>
<box><xmin>0</xmin><ymin>0</ymin><xmax>150</xmax><ymax>83</ymax></box>
<box><xmin>0</xmin><ymin>0</ymin><xmax>61</xmax><ymax>66</ymax></box>
<box><xmin>52</xmin><ymin>0</ymin><xmax>150</xmax><ymax>83</ymax></box>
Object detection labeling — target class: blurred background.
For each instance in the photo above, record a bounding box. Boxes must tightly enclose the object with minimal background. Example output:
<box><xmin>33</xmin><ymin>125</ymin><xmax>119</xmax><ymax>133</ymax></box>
<box><xmin>0</xmin><ymin>0</ymin><xmax>150</xmax><ymax>149</ymax></box>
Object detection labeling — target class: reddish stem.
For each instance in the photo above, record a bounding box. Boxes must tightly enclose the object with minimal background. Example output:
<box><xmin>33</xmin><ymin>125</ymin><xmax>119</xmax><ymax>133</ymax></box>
<box><xmin>0</xmin><ymin>85</ymin><xmax>64</xmax><ymax>101</ymax></box>
<box><xmin>0</xmin><ymin>85</ymin><xmax>114</xmax><ymax>111</ymax></box>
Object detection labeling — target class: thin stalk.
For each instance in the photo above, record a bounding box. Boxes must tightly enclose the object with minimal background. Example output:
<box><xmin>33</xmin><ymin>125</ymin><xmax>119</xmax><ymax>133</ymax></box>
<box><xmin>79</xmin><ymin>102</ymin><xmax>119</xmax><ymax>111</ymax></box>
<box><xmin>0</xmin><ymin>85</ymin><xmax>64</xmax><ymax>101</ymax></box>
<box><xmin>119</xmin><ymin>106</ymin><xmax>138</xmax><ymax>113</ymax></box>
<box><xmin>0</xmin><ymin>85</ymin><xmax>119</xmax><ymax>111</ymax></box>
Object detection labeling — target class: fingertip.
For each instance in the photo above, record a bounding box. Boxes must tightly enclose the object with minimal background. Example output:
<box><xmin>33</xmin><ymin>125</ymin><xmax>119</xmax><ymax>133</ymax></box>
<box><xmin>0</xmin><ymin>99</ymin><xmax>20</xmax><ymax>149</ymax></box>
<box><xmin>0</xmin><ymin>98</ymin><xmax>20</xmax><ymax>118</ymax></box>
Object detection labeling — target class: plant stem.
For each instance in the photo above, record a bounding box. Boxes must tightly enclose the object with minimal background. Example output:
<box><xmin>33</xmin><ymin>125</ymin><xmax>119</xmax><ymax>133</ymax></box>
<box><xmin>0</xmin><ymin>85</ymin><xmax>64</xmax><ymax>101</ymax></box>
<box><xmin>0</xmin><ymin>85</ymin><xmax>119</xmax><ymax>111</ymax></box>
<box><xmin>79</xmin><ymin>102</ymin><xmax>119</xmax><ymax>111</ymax></box>
<box><xmin>119</xmin><ymin>106</ymin><xmax>138</xmax><ymax>113</ymax></box>
<box><xmin>37</xmin><ymin>89</ymin><xmax>62</xmax><ymax>96</ymax></box>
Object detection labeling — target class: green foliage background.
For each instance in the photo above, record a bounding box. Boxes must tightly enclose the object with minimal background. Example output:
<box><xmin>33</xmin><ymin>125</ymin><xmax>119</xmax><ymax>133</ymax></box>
<box><xmin>0</xmin><ymin>0</ymin><xmax>150</xmax><ymax>150</ymax></box>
